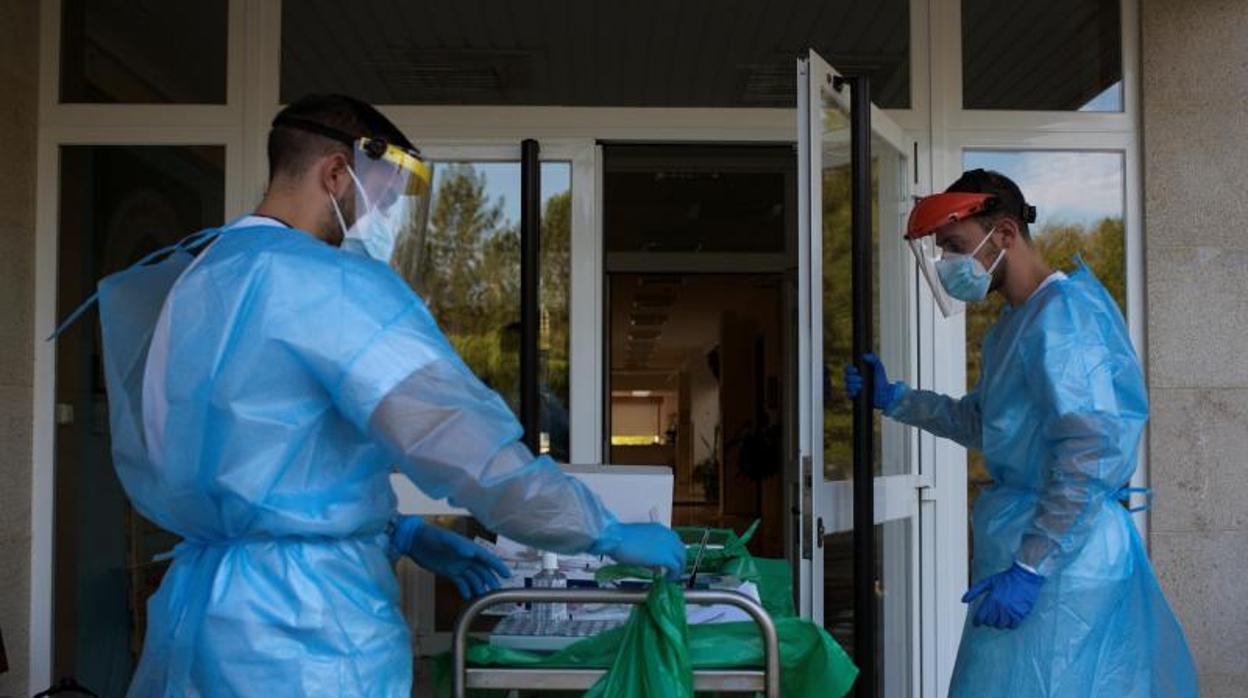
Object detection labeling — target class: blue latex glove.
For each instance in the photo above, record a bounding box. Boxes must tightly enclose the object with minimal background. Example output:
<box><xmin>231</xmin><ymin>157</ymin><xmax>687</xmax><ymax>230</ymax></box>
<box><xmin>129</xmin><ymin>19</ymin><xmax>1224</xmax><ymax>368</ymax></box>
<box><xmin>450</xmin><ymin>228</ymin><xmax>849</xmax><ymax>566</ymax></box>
<box><xmin>961</xmin><ymin>562</ymin><xmax>1045</xmax><ymax>629</ymax></box>
<box><xmin>843</xmin><ymin>353</ymin><xmax>907</xmax><ymax>411</ymax></box>
<box><xmin>391</xmin><ymin>516</ymin><xmax>512</xmax><ymax>599</ymax></box>
<box><xmin>590</xmin><ymin>523</ymin><xmax>687</xmax><ymax>580</ymax></box>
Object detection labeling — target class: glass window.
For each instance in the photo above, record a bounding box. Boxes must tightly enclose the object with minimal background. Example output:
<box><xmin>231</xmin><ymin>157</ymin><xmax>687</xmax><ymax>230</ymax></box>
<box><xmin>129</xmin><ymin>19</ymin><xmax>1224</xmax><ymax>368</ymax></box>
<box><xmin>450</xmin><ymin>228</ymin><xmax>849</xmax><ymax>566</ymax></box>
<box><xmin>604</xmin><ymin>145</ymin><xmax>793</xmax><ymax>255</ymax></box>
<box><xmin>54</xmin><ymin>145</ymin><xmax>225</xmax><ymax>693</ymax></box>
<box><xmin>601</xmin><ymin>145</ymin><xmax>794</xmax><ymax>558</ymax></box>
<box><xmin>823</xmin><ymin>518</ymin><xmax>913</xmax><ymax>694</ymax></box>
<box><xmin>819</xmin><ymin>151</ymin><xmax>882</xmax><ymax>481</ymax></box>
<box><xmin>60</xmin><ymin>0</ymin><xmax>228</xmax><ymax>104</ymax></box>
<box><xmin>395</xmin><ymin>161</ymin><xmax>573</xmax><ymax>633</ymax></box>
<box><xmin>280</xmin><ymin>0</ymin><xmax>910</xmax><ymax>109</ymax></box>
<box><xmin>961</xmin><ymin>150</ymin><xmax>1126</xmax><ymax>501</ymax></box>
<box><xmin>393</xmin><ymin>160</ymin><xmax>572</xmax><ymax>460</ymax></box>
<box><xmin>819</xmin><ymin>134</ymin><xmax>913</xmax><ymax>480</ymax></box>
<box><xmin>539</xmin><ymin>164</ymin><xmax>573</xmax><ymax>460</ymax></box>
<box><xmin>605</xmin><ymin>273</ymin><xmax>789</xmax><ymax>557</ymax></box>
<box><xmin>962</xmin><ymin>0</ymin><xmax>1122</xmax><ymax>111</ymax></box>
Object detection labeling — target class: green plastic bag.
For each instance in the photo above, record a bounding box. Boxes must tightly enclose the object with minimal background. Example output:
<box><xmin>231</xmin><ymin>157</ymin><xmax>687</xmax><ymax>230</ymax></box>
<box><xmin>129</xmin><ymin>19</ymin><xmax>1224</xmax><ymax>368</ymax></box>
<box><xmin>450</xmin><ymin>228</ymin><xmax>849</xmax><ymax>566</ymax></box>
<box><xmin>676</xmin><ymin>521</ymin><xmax>797</xmax><ymax>619</ymax></box>
<box><xmin>583</xmin><ymin>578</ymin><xmax>693</xmax><ymax>697</ymax></box>
<box><xmin>676</xmin><ymin>520</ymin><xmax>761</xmax><ymax>572</ymax></box>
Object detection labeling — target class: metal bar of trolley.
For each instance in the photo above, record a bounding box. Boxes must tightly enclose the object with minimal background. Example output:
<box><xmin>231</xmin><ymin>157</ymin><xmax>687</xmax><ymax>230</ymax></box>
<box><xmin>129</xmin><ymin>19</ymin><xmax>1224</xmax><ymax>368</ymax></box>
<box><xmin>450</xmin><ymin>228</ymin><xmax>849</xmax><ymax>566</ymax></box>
<box><xmin>452</xmin><ymin>588</ymin><xmax>781</xmax><ymax>697</ymax></box>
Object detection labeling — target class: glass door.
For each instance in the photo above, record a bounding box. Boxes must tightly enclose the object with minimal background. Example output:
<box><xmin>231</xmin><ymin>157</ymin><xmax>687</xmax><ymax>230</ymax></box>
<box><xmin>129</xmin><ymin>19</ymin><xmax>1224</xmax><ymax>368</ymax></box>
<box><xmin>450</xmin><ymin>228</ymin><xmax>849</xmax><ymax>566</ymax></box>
<box><xmin>797</xmin><ymin>50</ymin><xmax>920</xmax><ymax>697</ymax></box>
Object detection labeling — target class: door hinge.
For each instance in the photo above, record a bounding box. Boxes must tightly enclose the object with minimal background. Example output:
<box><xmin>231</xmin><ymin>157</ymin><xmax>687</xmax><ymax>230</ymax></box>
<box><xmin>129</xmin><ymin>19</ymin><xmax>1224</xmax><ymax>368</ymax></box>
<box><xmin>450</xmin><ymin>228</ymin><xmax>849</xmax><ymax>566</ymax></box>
<box><xmin>816</xmin><ymin>517</ymin><xmax>825</xmax><ymax>547</ymax></box>
<box><xmin>918</xmin><ymin>482</ymin><xmax>938</xmax><ymax>502</ymax></box>
<box><xmin>913</xmin><ymin>141</ymin><xmax>920</xmax><ymax>184</ymax></box>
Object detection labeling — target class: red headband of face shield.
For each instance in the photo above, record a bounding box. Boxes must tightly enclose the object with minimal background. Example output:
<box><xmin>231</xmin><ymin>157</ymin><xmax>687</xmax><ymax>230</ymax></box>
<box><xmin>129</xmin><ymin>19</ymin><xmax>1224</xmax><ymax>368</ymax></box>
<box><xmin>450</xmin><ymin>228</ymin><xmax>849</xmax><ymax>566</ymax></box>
<box><xmin>905</xmin><ymin>192</ymin><xmax>998</xmax><ymax>241</ymax></box>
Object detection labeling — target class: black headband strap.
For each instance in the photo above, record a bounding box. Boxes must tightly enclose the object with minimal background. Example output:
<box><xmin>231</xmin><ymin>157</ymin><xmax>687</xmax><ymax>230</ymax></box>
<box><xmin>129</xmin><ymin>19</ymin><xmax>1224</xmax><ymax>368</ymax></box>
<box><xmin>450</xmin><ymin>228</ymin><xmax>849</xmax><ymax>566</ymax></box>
<box><xmin>271</xmin><ymin>114</ymin><xmax>421</xmax><ymax>162</ymax></box>
<box><xmin>964</xmin><ymin>168</ymin><xmax>1037</xmax><ymax>224</ymax></box>
<box><xmin>271</xmin><ymin>115</ymin><xmax>359</xmax><ymax>147</ymax></box>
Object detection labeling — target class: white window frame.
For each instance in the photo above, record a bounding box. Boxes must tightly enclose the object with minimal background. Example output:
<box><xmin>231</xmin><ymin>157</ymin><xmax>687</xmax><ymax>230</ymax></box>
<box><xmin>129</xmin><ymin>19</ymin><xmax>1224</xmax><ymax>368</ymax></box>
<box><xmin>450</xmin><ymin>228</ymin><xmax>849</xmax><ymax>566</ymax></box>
<box><xmin>923</xmin><ymin>0</ymin><xmax>1145</xmax><ymax>694</ymax></box>
<box><xmin>31</xmin><ymin>0</ymin><xmax>251</xmax><ymax>689</ymax></box>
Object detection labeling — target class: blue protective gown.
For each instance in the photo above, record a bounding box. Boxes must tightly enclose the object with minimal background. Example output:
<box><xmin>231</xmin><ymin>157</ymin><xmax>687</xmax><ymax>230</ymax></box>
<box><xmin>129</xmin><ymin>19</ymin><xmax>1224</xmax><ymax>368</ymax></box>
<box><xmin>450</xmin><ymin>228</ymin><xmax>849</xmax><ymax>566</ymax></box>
<box><xmin>887</xmin><ymin>265</ymin><xmax>1197</xmax><ymax>697</ymax></box>
<box><xmin>95</xmin><ymin>218</ymin><xmax>617</xmax><ymax>696</ymax></box>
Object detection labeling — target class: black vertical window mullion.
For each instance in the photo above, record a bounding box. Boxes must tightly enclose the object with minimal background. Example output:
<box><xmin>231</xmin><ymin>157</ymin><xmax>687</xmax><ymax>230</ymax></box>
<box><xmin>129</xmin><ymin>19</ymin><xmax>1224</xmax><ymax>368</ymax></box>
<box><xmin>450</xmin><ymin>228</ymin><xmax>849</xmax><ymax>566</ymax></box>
<box><xmin>520</xmin><ymin>139</ymin><xmax>541</xmax><ymax>453</ymax></box>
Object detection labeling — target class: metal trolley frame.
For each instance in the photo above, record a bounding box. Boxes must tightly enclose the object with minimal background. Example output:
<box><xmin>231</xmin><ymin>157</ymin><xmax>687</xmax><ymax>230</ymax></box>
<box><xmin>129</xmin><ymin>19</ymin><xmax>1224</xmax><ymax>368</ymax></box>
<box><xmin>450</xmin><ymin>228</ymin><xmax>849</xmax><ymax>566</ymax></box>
<box><xmin>451</xmin><ymin>588</ymin><xmax>781</xmax><ymax>697</ymax></box>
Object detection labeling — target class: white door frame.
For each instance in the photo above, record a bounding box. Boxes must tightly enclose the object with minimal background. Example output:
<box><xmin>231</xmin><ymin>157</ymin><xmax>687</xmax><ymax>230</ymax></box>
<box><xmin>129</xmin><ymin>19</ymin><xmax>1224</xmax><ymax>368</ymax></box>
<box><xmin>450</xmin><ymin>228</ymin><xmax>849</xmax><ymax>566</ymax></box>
<box><xmin>30</xmin><ymin>0</ymin><xmax>251</xmax><ymax>686</ymax></box>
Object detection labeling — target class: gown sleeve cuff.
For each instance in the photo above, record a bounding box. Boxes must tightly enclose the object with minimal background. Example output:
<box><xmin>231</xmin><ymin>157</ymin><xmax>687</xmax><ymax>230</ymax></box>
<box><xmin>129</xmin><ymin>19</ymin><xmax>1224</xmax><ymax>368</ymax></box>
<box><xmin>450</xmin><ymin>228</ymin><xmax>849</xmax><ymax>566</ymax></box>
<box><xmin>1013</xmin><ymin>559</ymin><xmax>1041</xmax><ymax>576</ymax></box>
<box><xmin>388</xmin><ymin>515</ymin><xmax>424</xmax><ymax>562</ymax></box>
<box><xmin>882</xmin><ymin>382</ymin><xmax>911</xmax><ymax>417</ymax></box>
<box><xmin>1017</xmin><ymin>533</ymin><xmax>1060</xmax><ymax>576</ymax></box>
<box><xmin>588</xmin><ymin>522</ymin><xmax>623</xmax><ymax>556</ymax></box>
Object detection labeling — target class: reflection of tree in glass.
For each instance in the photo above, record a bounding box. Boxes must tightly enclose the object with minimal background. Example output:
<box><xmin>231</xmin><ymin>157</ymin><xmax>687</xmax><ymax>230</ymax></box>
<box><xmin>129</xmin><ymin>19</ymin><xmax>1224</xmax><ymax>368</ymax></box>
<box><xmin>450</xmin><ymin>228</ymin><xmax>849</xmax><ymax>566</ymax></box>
<box><xmin>392</xmin><ymin>163</ymin><xmax>522</xmax><ymax>404</ymax></box>
<box><xmin>820</xmin><ymin>164</ymin><xmax>881</xmax><ymax>481</ymax></box>
<box><xmin>389</xmin><ymin>163</ymin><xmax>573</xmax><ymax>455</ymax></box>
<box><xmin>965</xmin><ymin>218</ymin><xmax>1126</xmax><ymax>486</ymax></box>
<box><xmin>540</xmin><ymin>189</ymin><xmax>572</xmax><ymax>415</ymax></box>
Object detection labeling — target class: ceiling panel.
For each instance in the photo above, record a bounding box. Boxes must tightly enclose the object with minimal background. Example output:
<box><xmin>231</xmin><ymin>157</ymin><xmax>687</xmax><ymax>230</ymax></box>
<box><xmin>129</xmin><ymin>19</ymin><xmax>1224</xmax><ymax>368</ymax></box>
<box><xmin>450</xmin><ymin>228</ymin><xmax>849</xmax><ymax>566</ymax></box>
<box><xmin>281</xmin><ymin>0</ymin><xmax>912</xmax><ymax>108</ymax></box>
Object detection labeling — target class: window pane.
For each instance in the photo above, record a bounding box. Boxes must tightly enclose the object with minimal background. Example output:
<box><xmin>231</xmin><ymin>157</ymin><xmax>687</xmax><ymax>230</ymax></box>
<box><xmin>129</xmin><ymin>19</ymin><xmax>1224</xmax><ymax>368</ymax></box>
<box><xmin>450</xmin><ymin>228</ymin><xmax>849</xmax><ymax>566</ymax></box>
<box><xmin>392</xmin><ymin>160</ymin><xmax>571</xmax><ymax>460</ymax></box>
<box><xmin>60</xmin><ymin>0</ymin><xmax>228</xmax><ymax>103</ymax></box>
<box><xmin>604</xmin><ymin>145</ymin><xmax>793</xmax><ymax>254</ymax></box>
<box><xmin>602</xmin><ymin>144</ymin><xmax>793</xmax><ymax>556</ymax></box>
<box><xmin>606</xmin><ymin>273</ymin><xmax>789</xmax><ymax>557</ymax></box>
<box><xmin>961</xmin><ymin>150</ymin><xmax>1126</xmax><ymax>509</ymax></box>
<box><xmin>281</xmin><ymin>0</ymin><xmax>910</xmax><ymax>109</ymax></box>
<box><xmin>823</xmin><ymin>518</ymin><xmax>913</xmax><ymax>693</ymax></box>
<box><xmin>402</xmin><ymin>162</ymin><xmax>521</xmax><ymax>402</ymax></box>
<box><xmin>818</xmin><ymin>107</ymin><xmax>902</xmax><ymax>480</ymax></box>
<box><xmin>540</xmin><ymin>164</ymin><xmax>572</xmax><ymax>461</ymax></box>
<box><xmin>962</xmin><ymin>0</ymin><xmax>1122</xmax><ymax>111</ymax></box>
<box><xmin>391</xmin><ymin>161</ymin><xmax>571</xmax><ymax>634</ymax></box>
<box><xmin>54</xmin><ymin>145</ymin><xmax>225</xmax><ymax>693</ymax></box>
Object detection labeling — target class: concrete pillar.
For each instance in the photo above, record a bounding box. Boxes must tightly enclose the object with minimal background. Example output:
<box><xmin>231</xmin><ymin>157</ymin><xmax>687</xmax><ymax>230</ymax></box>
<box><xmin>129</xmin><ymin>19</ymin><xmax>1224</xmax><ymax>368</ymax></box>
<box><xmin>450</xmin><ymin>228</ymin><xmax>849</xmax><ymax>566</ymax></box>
<box><xmin>1142</xmin><ymin>1</ymin><xmax>1248</xmax><ymax>695</ymax></box>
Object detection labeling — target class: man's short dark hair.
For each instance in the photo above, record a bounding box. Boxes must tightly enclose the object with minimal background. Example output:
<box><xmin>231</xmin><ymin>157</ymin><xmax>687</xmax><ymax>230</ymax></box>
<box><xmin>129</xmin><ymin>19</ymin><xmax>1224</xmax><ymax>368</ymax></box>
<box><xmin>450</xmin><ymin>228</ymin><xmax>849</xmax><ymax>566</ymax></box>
<box><xmin>945</xmin><ymin>168</ymin><xmax>1037</xmax><ymax>239</ymax></box>
<box><xmin>267</xmin><ymin>94</ymin><xmax>414</xmax><ymax>182</ymax></box>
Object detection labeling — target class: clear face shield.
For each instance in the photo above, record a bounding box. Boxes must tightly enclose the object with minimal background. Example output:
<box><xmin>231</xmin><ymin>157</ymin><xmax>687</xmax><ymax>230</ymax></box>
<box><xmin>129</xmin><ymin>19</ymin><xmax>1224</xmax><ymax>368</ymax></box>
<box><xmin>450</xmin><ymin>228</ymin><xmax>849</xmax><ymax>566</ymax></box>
<box><xmin>332</xmin><ymin>138</ymin><xmax>433</xmax><ymax>267</ymax></box>
<box><xmin>907</xmin><ymin>234</ymin><xmax>964</xmax><ymax>318</ymax></box>
<box><xmin>905</xmin><ymin>191</ymin><xmax>1000</xmax><ymax>318</ymax></box>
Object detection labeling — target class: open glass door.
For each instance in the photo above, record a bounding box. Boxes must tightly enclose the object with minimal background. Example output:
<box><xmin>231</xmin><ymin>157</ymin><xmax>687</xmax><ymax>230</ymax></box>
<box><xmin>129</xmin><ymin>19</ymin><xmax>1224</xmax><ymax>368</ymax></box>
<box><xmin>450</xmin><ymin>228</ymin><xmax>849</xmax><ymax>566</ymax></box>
<box><xmin>797</xmin><ymin>50</ymin><xmax>920</xmax><ymax>697</ymax></box>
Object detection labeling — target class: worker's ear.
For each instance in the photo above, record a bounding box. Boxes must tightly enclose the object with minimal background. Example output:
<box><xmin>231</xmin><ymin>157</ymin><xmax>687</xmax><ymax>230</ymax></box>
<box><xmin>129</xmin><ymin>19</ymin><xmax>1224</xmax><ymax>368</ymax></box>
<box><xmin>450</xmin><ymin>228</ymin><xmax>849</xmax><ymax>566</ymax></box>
<box><xmin>319</xmin><ymin>151</ymin><xmax>352</xmax><ymax>199</ymax></box>
<box><xmin>994</xmin><ymin>217</ymin><xmax>1024</xmax><ymax>249</ymax></box>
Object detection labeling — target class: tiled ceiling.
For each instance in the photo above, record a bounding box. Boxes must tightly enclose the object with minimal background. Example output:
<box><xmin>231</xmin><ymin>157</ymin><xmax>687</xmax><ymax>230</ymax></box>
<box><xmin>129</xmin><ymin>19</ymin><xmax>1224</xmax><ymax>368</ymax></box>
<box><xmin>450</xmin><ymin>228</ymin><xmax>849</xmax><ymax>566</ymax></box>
<box><xmin>281</xmin><ymin>0</ymin><xmax>912</xmax><ymax>108</ymax></box>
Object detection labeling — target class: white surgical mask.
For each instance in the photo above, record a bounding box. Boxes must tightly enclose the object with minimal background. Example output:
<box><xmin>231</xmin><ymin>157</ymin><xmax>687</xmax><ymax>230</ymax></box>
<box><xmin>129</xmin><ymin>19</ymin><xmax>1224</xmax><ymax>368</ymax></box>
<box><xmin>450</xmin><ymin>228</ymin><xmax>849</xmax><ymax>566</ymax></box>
<box><xmin>346</xmin><ymin>207</ymin><xmax>399</xmax><ymax>264</ymax></box>
<box><xmin>328</xmin><ymin>167</ymin><xmax>396</xmax><ymax>264</ymax></box>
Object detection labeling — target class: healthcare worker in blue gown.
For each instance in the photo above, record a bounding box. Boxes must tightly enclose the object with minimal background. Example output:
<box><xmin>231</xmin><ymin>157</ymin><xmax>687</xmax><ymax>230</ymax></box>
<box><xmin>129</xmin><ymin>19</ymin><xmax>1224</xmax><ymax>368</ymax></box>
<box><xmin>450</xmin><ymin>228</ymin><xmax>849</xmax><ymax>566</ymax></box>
<box><xmin>846</xmin><ymin>170</ymin><xmax>1197</xmax><ymax>697</ymax></box>
<box><xmin>56</xmin><ymin>94</ymin><xmax>687</xmax><ymax>697</ymax></box>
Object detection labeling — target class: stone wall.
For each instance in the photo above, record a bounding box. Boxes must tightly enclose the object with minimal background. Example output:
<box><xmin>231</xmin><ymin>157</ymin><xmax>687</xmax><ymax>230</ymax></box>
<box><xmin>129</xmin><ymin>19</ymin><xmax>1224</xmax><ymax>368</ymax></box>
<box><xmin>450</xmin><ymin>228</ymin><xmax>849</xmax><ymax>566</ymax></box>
<box><xmin>1142</xmin><ymin>1</ymin><xmax>1248</xmax><ymax>695</ymax></box>
<box><xmin>0</xmin><ymin>0</ymin><xmax>38</xmax><ymax>695</ymax></box>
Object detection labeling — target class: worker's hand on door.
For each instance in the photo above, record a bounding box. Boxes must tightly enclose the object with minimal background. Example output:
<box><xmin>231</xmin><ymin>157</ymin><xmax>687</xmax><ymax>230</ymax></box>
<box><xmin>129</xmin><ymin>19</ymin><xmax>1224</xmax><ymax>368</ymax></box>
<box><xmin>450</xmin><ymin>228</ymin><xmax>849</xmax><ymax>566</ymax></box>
<box><xmin>590</xmin><ymin>523</ymin><xmax>687</xmax><ymax>581</ymax></box>
<box><xmin>391</xmin><ymin>515</ymin><xmax>512</xmax><ymax>598</ymax></box>
<box><xmin>843</xmin><ymin>353</ymin><xmax>906</xmax><ymax>411</ymax></box>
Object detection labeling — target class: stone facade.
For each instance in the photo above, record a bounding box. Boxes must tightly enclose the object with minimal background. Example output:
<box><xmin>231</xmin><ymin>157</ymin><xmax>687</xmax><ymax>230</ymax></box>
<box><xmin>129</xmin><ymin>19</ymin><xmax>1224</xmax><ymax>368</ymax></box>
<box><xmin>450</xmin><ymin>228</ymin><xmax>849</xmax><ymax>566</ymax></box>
<box><xmin>0</xmin><ymin>0</ymin><xmax>38</xmax><ymax>695</ymax></box>
<box><xmin>1142</xmin><ymin>0</ymin><xmax>1248</xmax><ymax>695</ymax></box>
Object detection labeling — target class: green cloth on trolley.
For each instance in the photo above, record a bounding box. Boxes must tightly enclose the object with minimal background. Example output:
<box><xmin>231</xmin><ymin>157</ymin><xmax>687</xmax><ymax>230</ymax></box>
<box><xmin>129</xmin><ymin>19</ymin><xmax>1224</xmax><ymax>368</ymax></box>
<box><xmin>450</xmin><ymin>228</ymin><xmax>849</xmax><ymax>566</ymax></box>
<box><xmin>436</xmin><ymin>522</ymin><xmax>858</xmax><ymax>697</ymax></box>
<box><xmin>440</xmin><ymin>614</ymin><xmax>856</xmax><ymax>697</ymax></box>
